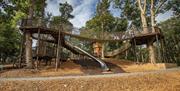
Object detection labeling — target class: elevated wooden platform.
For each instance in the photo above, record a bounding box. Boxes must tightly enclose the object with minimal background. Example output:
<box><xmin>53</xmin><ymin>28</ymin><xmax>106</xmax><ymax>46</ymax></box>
<box><xmin>20</xmin><ymin>26</ymin><xmax>163</xmax><ymax>45</ymax></box>
<box><xmin>131</xmin><ymin>32</ymin><xmax>163</xmax><ymax>45</ymax></box>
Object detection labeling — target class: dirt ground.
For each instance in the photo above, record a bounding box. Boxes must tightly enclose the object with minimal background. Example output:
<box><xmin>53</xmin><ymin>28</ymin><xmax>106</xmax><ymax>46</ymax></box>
<box><xmin>0</xmin><ymin>59</ymin><xmax>177</xmax><ymax>77</ymax></box>
<box><xmin>0</xmin><ymin>69</ymin><xmax>180</xmax><ymax>91</ymax></box>
<box><xmin>0</xmin><ymin>59</ymin><xmax>179</xmax><ymax>91</ymax></box>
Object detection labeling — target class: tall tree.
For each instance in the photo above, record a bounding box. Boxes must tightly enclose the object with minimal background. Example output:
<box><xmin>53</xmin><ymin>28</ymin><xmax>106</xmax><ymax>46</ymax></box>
<box><xmin>59</xmin><ymin>2</ymin><xmax>74</xmax><ymax>20</ymax></box>
<box><xmin>150</xmin><ymin>0</ymin><xmax>167</xmax><ymax>32</ymax></box>
<box><xmin>25</xmin><ymin>0</ymin><xmax>35</xmax><ymax>68</ymax></box>
<box><xmin>50</xmin><ymin>2</ymin><xmax>74</xmax><ymax>31</ymax></box>
<box><xmin>159</xmin><ymin>17</ymin><xmax>180</xmax><ymax>64</ymax></box>
<box><xmin>35</xmin><ymin>0</ymin><xmax>46</xmax><ymax>17</ymax></box>
<box><xmin>137</xmin><ymin>0</ymin><xmax>149</xmax><ymax>33</ymax></box>
<box><xmin>136</xmin><ymin>0</ymin><xmax>158</xmax><ymax>63</ymax></box>
<box><xmin>0</xmin><ymin>0</ymin><xmax>26</xmax><ymax>64</ymax></box>
<box><xmin>113</xmin><ymin>0</ymin><xmax>169</xmax><ymax>63</ymax></box>
<box><xmin>0</xmin><ymin>23</ymin><xmax>21</xmax><ymax>64</ymax></box>
<box><xmin>86</xmin><ymin>0</ymin><xmax>112</xmax><ymax>58</ymax></box>
<box><xmin>113</xmin><ymin>0</ymin><xmax>141</xmax><ymax>26</ymax></box>
<box><xmin>86</xmin><ymin>0</ymin><xmax>128</xmax><ymax>58</ymax></box>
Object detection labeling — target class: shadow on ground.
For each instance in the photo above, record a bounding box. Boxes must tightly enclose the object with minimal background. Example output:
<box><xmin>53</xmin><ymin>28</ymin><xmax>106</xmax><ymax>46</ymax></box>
<box><xmin>72</xmin><ymin>59</ymin><xmax>126</xmax><ymax>74</ymax></box>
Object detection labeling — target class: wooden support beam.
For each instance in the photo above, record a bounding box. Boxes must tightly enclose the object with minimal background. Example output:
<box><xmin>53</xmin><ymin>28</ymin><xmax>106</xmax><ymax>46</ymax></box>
<box><xmin>55</xmin><ymin>28</ymin><xmax>61</xmax><ymax>71</ymax></box>
<box><xmin>156</xmin><ymin>34</ymin><xmax>161</xmax><ymax>62</ymax></box>
<box><xmin>19</xmin><ymin>33</ymin><xmax>25</xmax><ymax>68</ymax></box>
<box><xmin>35</xmin><ymin>29</ymin><xmax>40</xmax><ymax>69</ymax></box>
<box><xmin>133</xmin><ymin>38</ymin><xmax>138</xmax><ymax>63</ymax></box>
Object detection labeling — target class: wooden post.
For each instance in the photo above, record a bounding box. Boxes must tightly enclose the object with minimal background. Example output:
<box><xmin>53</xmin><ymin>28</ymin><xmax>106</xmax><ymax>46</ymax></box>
<box><xmin>35</xmin><ymin>29</ymin><xmax>40</xmax><ymax>69</ymax></box>
<box><xmin>53</xmin><ymin>45</ymin><xmax>56</xmax><ymax>65</ymax></box>
<box><xmin>141</xmin><ymin>52</ymin><xmax>145</xmax><ymax>63</ymax></box>
<box><xmin>133</xmin><ymin>38</ymin><xmax>138</xmax><ymax>63</ymax></box>
<box><xmin>125</xmin><ymin>51</ymin><xmax>128</xmax><ymax>59</ymax></box>
<box><xmin>55</xmin><ymin>28</ymin><xmax>61</xmax><ymax>71</ymax></box>
<box><xmin>19</xmin><ymin>33</ymin><xmax>25</xmax><ymax>68</ymax></box>
<box><xmin>139</xmin><ymin>46</ymin><xmax>143</xmax><ymax>62</ymax></box>
<box><xmin>43</xmin><ymin>35</ymin><xmax>49</xmax><ymax>56</ymax></box>
<box><xmin>156</xmin><ymin>34</ymin><xmax>161</xmax><ymax>62</ymax></box>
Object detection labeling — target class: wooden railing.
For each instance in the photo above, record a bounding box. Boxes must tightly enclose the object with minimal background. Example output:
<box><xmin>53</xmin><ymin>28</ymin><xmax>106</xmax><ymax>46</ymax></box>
<box><xmin>20</xmin><ymin>18</ymin><xmax>47</xmax><ymax>28</ymax></box>
<box><xmin>20</xmin><ymin>18</ymin><xmax>162</xmax><ymax>41</ymax></box>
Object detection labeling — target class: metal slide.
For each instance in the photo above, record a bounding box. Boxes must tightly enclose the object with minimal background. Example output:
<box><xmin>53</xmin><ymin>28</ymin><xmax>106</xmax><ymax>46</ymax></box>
<box><xmin>64</xmin><ymin>42</ymin><xmax>110</xmax><ymax>71</ymax></box>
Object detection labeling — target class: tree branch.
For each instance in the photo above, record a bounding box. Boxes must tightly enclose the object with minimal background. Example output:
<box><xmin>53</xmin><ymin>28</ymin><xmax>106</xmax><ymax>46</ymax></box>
<box><xmin>143</xmin><ymin>0</ymin><xmax>147</xmax><ymax>12</ymax></box>
<box><xmin>150</xmin><ymin>0</ymin><xmax>153</xmax><ymax>9</ymax></box>
<box><xmin>137</xmin><ymin>0</ymin><xmax>144</xmax><ymax>12</ymax></box>
<box><xmin>155</xmin><ymin>0</ymin><xmax>166</xmax><ymax>14</ymax></box>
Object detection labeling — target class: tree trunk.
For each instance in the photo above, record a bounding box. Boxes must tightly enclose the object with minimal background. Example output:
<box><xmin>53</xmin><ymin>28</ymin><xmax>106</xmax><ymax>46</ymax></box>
<box><xmin>25</xmin><ymin>0</ymin><xmax>34</xmax><ymax>68</ymax></box>
<box><xmin>147</xmin><ymin>43</ymin><xmax>156</xmax><ymax>64</ymax></box>
<box><xmin>147</xmin><ymin>35</ymin><xmax>156</xmax><ymax>64</ymax></box>
<box><xmin>101</xmin><ymin>43</ymin><xmax>105</xmax><ymax>59</ymax></box>
<box><xmin>137</xmin><ymin>0</ymin><xmax>157</xmax><ymax>64</ymax></box>
<box><xmin>148</xmin><ymin>0</ymin><xmax>157</xmax><ymax>63</ymax></box>
<box><xmin>150</xmin><ymin>0</ymin><xmax>156</xmax><ymax>32</ymax></box>
<box><xmin>125</xmin><ymin>51</ymin><xmax>128</xmax><ymax>59</ymax></box>
<box><xmin>25</xmin><ymin>32</ymin><xmax>33</xmax><ymax>68</ymax></box>
<box><xmin>38</xmin><ymin>0</ymin><xmax>46</xmax><ymax>56</ymax></box>
<box><xmin>28</xmin><ymin>0</ymin><xmax>34</xmax><ymax>19</ymax></box>
<box><xmin>137</xmin><ymin>0</ymin><xmax>148</xmax><ymax>33</ymax></box>
<box><xmin>140</xmin><ymin>12</ymin><xmax>149</xmax><ymax>33</ymax></box>
<box><xmin>41</xmin><ymin>0</ymin><xmax>46</xmax><ymax>18</ymax></box>
<box><xmin>101</xmin><ymin>22</ymin><xmax>105</xmax><ymax>59</ymax></box>
<box><xmin>151</xmin><ymin>12</ymin><xmax>156</xmax><ymax>32</ymax></box>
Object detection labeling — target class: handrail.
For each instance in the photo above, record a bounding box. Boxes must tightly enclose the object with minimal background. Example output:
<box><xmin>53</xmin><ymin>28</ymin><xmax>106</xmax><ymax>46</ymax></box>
<box><xmin>20</xmin><ymin>18</ymin><xmax>162</xmax><ymax>42</ymax></box>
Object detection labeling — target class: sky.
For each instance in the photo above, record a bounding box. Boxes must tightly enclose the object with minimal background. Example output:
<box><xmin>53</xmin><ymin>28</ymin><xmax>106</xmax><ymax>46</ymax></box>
<box><xmin>45</xmin><ymin>0</ymin><xmax>173</xmax><ymax>28</ymax></box>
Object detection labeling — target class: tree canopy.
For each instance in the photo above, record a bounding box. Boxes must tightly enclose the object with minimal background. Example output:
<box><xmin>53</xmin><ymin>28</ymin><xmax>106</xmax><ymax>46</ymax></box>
<box><xmin>86</xmin><ymin>0</ymin><xmax>128</xmax><ymax>37</ymax></box>
<box><xmin>50</xmin><ymin>2</ymin><xmax>74</xmax><ymax>31</ymax></box>
<box><xmin>166</xmin><ymin>0</ymin><xmax>180</xmax><ymax>17</ymax></box>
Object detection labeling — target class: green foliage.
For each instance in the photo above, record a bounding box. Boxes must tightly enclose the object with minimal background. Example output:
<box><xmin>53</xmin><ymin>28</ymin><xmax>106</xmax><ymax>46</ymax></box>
<box><xmin>160</xmin><ymin>17</ymin><xmax>180</xmax><ymax>36</ymax></box>
<box><xmin>50</xmin><ymin>16</ymin><xmax>73</xmax><ymax>31</ymax></box>
<box><xmin>0</xmin><ymin>0</ymin><xmax>28</xmax><ymax>62</ymax></box>
<box><xmin>159</xmin><ymin>17</ymin><xmax>180</xmax><ymax>64</ymax></box>
<box><xmin>96</xmin><ymin>0</ymin><xmax>110</xmax><ymax>15</ymax></box>
<box><xmin>113</xmin><ymin>0</ymin><xmax>141</xmax><ymax>26</ymax></box>
<box><xmin>50</xmin><ymin>2</ymin><xmax>74</xmax><ymax>31</ymax></box>
<box><xmin>59</xmin><ymin>2</ymin><xmax>74</xmax><ymax>20</ymax></box>
<box><xmin>84</xmin><ymin>0</ymin><xmax>129</xmax><ymax>55</ymax></box>
<box><xmin>12</xmin><ymin>0</ymin><xmax>29</xmax><ymax>14</ymax></box>
<box><xmin>49</xmin><ymin>2</ymin><xmax>74</xmax><ymax>32</ymax></box>
<box><xmin>113</xmin><ymin>0</ymin><xmax>169</xmax><ymax>27</ymax></box>
<box><xmin>113</xmin><ymin>17</ymin><xmax>128</xmax><ymax>31</ymax></box>
<box><xmin>0</xmin><ymin>23</ymin><xmax>21</xmax><ymax>61</ymax></box>
<box><xmin>86</xmin><ymin>0</ymin><xmax>128</xmax><ymax>37</ymax></box>
<box><xmin>166</xmin><ymin>0</ymin><xmax>180</xmax><ymax>17</ymax></box>
<box><xmin>34</xmin><ymin>0</ymin><xmax>47</xmax><ymax>17</ymax></box>
<box><xmin>86</xmin><ymin>13</ymin><xmax>115</xmax><ymax>32</ymax></box>
<box><xmin>0</xmin><ymin>0</ymin><xmax>29</xmax><ymax>19</ymax></box>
